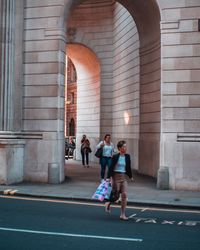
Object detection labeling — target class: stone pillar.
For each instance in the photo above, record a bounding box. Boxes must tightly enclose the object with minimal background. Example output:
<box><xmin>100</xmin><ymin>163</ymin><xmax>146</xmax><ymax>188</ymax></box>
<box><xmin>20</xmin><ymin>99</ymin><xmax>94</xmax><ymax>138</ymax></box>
<box><xmin>157</xmin><ymin>167</ymin><xmax>169</xmax><ymax>190</ymax></box>
<box><xmin>0</xmin><ymin>0</ymin><xmax>15</xmax><ymax>131</ymax></box>
<box><xmin>0</xmin><ymin>1</ymin><xmax>25</xmax><ymax>185</ymax></box>
<box><xmin>0</xmin><ymin>139</ymin><xmax>25</xmax><ymax>185</ymax></box>
<box><xmin>48</xmin><ymin>163</ymin><xmax>60</xmax><ymax>184</ymax></box>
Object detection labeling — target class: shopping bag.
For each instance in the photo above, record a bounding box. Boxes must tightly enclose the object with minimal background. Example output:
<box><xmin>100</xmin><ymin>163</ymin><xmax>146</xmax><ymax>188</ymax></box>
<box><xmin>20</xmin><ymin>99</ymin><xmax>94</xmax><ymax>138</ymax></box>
<box><xmin>92</xmin><ymin>180</ymin><xmax>109</xmax><ymax>201</ymax></box>
<box><xmin>104</xmin><ymin>182</ymin><xmax>112</xmax><ymax>200</ymax></box>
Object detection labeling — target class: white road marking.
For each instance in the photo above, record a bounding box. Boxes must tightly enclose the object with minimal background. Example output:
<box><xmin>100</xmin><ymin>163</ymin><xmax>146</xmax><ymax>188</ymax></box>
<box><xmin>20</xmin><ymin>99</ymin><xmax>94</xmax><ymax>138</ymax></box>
<box><xmin>0</xmin><ymin>227</ymin><xmax>143</xmax><ymax>242</ymax></box>
<box><xmin>128</xmin><ymin>214</ymin><xmax>137</xmax><ymax>218</ymax></box>
<box><xmin>141</xmin><ymin>208</ymin><xmax>148</xmax><ymax>212</ymax></box>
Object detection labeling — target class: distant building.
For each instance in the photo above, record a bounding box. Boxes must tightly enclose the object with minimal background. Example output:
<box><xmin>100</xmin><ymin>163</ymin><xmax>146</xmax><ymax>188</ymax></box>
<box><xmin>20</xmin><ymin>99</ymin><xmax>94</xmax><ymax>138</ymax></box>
<box><xmin>65</xmin><ymin>58</ymin><xmax>77</xmax><ymax>137</ymax></box>
<box><xmin>0</xmin><ymin>0</ymin><xmax>200</xmax><ymax>191</ymax></box>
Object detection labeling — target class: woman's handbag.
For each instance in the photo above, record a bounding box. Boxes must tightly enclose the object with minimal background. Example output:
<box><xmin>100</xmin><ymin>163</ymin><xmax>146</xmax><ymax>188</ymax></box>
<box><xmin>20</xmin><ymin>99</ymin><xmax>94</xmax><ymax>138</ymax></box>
<box><xmin>95</xmin><ymin>147</ymin><xmax>103</xmax><ymax>158</ymax></box>
<box><xmin>92</xmin><ymin>180</ymin><xmax>109</xmax><ymax>201</ymax></box>
<box><xmin>84</xmin><ymin>147</ymin><xmax>92</xmax><ymax>153</ymax></box>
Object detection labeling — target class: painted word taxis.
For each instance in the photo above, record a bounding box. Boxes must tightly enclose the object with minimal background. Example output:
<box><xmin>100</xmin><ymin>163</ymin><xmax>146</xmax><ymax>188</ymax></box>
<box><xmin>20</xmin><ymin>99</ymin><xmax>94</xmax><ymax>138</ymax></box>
<box><xmin>129</xmin><ymin>216</ymin><xmax>200</xmax><ymax>227</ymax></box>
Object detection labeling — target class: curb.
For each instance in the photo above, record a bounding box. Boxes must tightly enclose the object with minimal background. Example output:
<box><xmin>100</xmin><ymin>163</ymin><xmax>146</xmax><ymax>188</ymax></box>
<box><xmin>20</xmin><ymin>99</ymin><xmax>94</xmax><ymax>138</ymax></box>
<box><xmin>1</xmin><ymin>190</ymin><xmax>200</xmax><ymax>211</ymax></box>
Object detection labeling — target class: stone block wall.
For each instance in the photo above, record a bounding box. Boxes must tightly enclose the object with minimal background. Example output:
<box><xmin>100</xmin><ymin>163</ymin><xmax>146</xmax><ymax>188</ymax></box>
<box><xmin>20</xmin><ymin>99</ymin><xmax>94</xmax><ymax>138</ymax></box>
<box><xmin>23</xmin><ymin>0</ymin><xmax>66</xmax><ymax>182</ymax></box>
<box><xmin>160</xmin><ymin>0</ymin><xmax>200</xmax><ymax>190</ymax></box>
<box><xmin>139</xmin><ymin>40</ymin><xmax>161</xmax><ymax>177</ymax></box>
<box><xmin>112</xmin><ymin>2</ymin><xmax>140</xmax><ymax>169</ymax></box>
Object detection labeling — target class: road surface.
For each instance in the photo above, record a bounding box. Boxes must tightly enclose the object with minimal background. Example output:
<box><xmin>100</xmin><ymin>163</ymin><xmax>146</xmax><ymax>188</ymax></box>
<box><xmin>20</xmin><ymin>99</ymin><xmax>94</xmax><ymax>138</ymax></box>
<box><xmin>0</xmin><ymin>196</ymin><xmax>200</xmax><ymax>250</ymax></box>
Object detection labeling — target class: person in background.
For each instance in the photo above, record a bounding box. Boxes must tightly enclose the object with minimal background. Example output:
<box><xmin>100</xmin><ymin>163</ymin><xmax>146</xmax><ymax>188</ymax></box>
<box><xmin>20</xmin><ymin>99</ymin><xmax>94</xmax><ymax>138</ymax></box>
<box><xmin>105</xmin><ymin>140</ymin><xmax>134</xmax><ymax>221</ymax></box>
<box><xmin>82</xmin><ymin>138</ymin><xmax>92</xmax><ymax>168</ymax></box>
<box><xmin>81</xmin><ymin>135</ymin><xmax>86</xmax><ymax>166</ymax></box>
<box><xmin>67</xmin><ymin>136</ymin><xmax>75</xmax><ymax>159</ymax></box>
<box><xmin>96</xmin><ymin>134</ymin><xmax>114</xmax><ymax>182</ymax></box>
<box><xmin>81</xmin><ymin>135</ymin><xmax>91</xmax><ymax>167</ymax></box>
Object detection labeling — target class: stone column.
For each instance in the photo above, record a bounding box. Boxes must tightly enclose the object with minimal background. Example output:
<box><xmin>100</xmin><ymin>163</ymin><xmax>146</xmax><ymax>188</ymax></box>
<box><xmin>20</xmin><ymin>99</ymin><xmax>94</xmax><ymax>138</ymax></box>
<box><xmin>0</xmin><ymin>1</ymin><xmax>25</xmax><ymax>185</ymax></box>
<box><xmin>0</xmin><ymin>0</ymin><xmax>15</xmax><ymax>131</ymax></box>
<box><xmin>0</xmin><ymin>138</ymin><xmax>25</xmax><ymax>185</ymax></box>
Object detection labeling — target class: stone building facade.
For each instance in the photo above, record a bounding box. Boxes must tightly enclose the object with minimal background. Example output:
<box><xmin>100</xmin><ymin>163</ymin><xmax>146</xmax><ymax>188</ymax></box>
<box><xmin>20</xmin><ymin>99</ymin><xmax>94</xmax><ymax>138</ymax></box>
<box><xmin>65</xmin><ymin>58</ymin><xmax>77</xmax><ymax>137</ymax></box>
<box><xmin>0</xmin><ymin>0</ymin><xmax>200</xmax><ymax>190</ymax></box>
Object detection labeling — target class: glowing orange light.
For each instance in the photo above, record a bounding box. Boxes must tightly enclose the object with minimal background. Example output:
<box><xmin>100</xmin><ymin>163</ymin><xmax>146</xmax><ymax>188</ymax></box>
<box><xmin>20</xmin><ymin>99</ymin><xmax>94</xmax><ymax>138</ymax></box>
<box><xmin>124</xmin><ymin>111</ymin><xmax>130</xmax><ymax>125</ymax></box>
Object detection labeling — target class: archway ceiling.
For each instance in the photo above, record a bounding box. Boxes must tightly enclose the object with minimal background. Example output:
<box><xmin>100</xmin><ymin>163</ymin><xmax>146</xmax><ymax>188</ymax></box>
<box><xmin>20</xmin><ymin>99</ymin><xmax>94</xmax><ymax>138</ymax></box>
<box><xmin>67</xmin><ymin>44</ymin><xmax>100</xmax><ymax>81</ymax></box>
<box><xmin>68</xmin><ymin>0</ymin><xmax>160</xmax><ymax>47</ymax></box>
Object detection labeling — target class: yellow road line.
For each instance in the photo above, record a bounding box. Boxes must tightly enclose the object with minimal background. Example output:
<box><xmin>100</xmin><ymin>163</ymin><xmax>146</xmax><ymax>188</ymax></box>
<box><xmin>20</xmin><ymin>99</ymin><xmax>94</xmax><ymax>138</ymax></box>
<box><xmin>0</xmin><ymin>195</ymin><xmax>199</xmax><ymax>214</ymax></box>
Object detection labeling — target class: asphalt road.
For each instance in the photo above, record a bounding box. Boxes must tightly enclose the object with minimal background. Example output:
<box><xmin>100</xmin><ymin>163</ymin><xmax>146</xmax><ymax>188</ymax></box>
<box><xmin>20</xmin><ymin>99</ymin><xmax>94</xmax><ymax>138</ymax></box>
<box><xmin>0</xmin><ymin>196</ymin><xmax>200</xmax><ymax>250</ymax></box>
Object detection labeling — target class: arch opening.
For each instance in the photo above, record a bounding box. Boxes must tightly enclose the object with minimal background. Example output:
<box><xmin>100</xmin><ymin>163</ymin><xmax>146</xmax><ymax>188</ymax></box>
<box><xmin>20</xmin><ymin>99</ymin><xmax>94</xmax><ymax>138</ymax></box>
<box><xmin>66</xmin><ymin>44</ymin><xmax>101</xmax><ymax>162</ymax></box>
<box><xmin>64</xmin><ymin>0</ymin><xmax>161</xmax><ymax>179</ymax></box>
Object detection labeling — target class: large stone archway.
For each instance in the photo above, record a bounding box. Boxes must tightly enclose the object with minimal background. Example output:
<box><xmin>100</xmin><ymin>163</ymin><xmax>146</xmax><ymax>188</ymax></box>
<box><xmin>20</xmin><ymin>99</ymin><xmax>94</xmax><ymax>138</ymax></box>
<box><xmin>64</xmin><ymin>0</ymin><xmax>161</xmax><ymax>177</ymax></box>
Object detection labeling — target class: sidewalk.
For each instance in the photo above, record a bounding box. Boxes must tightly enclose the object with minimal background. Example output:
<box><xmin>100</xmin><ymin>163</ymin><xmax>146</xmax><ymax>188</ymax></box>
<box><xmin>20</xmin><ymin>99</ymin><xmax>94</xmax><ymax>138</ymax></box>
<box><xmin>0</xmin><ymin>160</ymin><xmax>200</xmax><ymax>209</ymax></box>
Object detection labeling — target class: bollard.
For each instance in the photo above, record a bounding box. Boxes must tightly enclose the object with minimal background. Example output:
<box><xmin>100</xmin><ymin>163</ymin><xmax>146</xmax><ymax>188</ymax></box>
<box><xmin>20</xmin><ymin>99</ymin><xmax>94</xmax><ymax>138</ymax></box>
<box><xmin>48</xmin><ymin>163</ymin><xmax>60</xmax><ymax>184</ymax></box>
<box><xmin>73</xmin><ymin>149</ymin><xmax>76</xmax><ymax>160</ymax></box>
<box><xmin>157</xmin><ymin>167</ymin><xmax>169</xmax><ymax>190</ymax></box>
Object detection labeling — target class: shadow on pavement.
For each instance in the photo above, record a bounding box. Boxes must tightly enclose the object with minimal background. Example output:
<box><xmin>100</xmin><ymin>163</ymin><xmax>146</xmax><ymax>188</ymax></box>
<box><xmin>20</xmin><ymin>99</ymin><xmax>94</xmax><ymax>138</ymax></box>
<box><xmin>65</xmin><ymin>159</ymin><xmax>157</xmax><ymax>189</ymax></box>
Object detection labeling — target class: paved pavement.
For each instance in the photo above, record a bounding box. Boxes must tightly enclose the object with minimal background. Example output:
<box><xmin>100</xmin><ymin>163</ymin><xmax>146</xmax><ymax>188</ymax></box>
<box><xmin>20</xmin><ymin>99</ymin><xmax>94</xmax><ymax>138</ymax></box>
<box><xmin>0</xmin><ymin>159</ymin><xmax>200</xmax><ymax>209</ymax></box>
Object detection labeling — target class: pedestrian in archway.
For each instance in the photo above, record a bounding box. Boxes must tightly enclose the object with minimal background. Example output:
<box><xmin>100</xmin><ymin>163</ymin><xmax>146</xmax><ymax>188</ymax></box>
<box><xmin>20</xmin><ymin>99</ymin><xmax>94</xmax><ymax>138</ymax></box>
<box><xmin>96</xmin><ymin>134</ymin><xmax>114</xmax><ymax>182</ymax></box>
<box><xmin>105</xmin><ymin>140</ymin><xmax>134</xmax><ymax>220</ymax></box>
<box><xmin>67</xmin><ymin>136</ymin><xmax>76</xmax><ymax>159</ymax></box>
<box><xmin>81</xmin><ymin>135</ymin><xmax>91</xmax><ymax>167</ymax></box>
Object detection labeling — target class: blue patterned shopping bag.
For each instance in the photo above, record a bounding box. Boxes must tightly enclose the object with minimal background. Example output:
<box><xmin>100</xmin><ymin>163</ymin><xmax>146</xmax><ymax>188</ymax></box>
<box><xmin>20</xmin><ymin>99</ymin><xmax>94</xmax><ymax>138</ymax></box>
<box><xmin>92</xmin><ymin>180</ymin><xmax>109</xmax><ymax>201</ymax></box>
<box><xmin>104</xmin><ymin>182</ymin><xmax>112</xmax><ymax>200</ymax></box>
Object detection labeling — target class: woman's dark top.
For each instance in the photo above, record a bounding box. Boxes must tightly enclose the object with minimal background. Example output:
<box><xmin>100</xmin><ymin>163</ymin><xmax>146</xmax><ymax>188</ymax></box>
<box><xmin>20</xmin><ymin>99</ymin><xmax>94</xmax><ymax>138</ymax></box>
<box><xmin>107</xmin><ymin>153</ymin><xmax>132</xmax><ymax>179</ymax></box>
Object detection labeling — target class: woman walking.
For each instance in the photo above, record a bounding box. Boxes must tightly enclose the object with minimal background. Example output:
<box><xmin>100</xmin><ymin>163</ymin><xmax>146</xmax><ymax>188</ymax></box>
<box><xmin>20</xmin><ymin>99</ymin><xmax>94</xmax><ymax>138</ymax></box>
<box><xmin>105</xmin><ymin>140</ymin><xmax>133</xmax><ymax>220</ymax></box>
<box><xmin>96</xmin><ymin>134</ymin><xmax>114</xmax><ymax>182</ymax></box>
